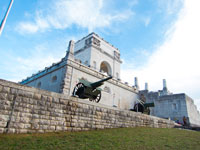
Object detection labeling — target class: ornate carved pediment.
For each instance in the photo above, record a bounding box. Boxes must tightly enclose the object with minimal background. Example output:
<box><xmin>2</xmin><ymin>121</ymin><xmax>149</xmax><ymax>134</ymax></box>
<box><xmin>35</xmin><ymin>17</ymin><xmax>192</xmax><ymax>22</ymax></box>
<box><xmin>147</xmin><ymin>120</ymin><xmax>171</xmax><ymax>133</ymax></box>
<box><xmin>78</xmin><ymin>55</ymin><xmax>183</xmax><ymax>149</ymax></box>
<box><xmin>85</xmin><ymin>37</ymin><xmax>101</xmax><ymax>47</ymax></box>
<box><xmin>92</xmin><ymin>37</ymin><xmax>100</xmax><ymax>47</ymax></box>
<box><xmin>85</xmin><ymin>37</ymin><xmax>92</xmax><ymax>46</ymax></box>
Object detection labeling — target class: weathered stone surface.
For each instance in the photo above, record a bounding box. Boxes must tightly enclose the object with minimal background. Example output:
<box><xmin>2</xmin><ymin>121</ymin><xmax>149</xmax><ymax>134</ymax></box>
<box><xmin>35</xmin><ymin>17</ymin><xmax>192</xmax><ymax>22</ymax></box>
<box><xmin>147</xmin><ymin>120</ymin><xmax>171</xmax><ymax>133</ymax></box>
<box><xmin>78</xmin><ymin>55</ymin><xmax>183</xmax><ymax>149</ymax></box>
<box><xmin>0</xmin><ymin>79</ymin><xmax>175</xmax><ymax>134</ymax></box>
<box><xmin>10</xmin><ymin>88</ymin><xmax>18</xmax><ymax>95</ymax></box>
<box><xmin>7</xmin><ymin>128</ymin><xmax>15</xmax><ymax>133</ymax></box>
<box><xmin>0</xmin><ymin>115</ymin><xmax>9</xmax><ymax>122</ymax></box>
<box><xmin>2</xmin><ymin>86</ymin><xmax>10</xmax><ymax>93</ymax></box>
<box><xmin>0</xmin><ymin>128</ymin><xmax>4</xmax><ymax>133</ymax></box>
<box><xmin>0</xmin><ymin>122</ymin><xmax>7</xmax><ymax>127</ymax></box>
<box><xmin>0</xmin><ymin>85</ymin><xmax>3</xmax><ymax>92</ymax></box>
<box><xmin>33</xmin><ymin>93</ymin><xmax>41</xmax><ymax>100</ymax></box>
<box><xmin>0</xmin><ymin>93</ymin><xmax>7</xmax><ymax>100</ymax></box>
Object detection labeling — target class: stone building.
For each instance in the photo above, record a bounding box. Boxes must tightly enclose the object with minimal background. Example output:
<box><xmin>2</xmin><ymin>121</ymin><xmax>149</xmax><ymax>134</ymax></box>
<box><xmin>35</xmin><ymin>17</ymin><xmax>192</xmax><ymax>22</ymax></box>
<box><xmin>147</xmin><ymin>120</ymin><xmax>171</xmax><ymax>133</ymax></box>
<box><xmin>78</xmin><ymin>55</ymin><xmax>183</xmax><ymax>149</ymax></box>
<box><xmin>139</xmin><ymin>79</ymin><xmax>200</xmax><ymax>127</ymax></box>
<box><xmin>20</xmin><ymin>32</ymin><xmax>200</xmax><ymax>126</ymax></box>
<box><xmin>20</xmin><ymin>32</ymin><xmax>139</xmax><ymax>109</ymax></box>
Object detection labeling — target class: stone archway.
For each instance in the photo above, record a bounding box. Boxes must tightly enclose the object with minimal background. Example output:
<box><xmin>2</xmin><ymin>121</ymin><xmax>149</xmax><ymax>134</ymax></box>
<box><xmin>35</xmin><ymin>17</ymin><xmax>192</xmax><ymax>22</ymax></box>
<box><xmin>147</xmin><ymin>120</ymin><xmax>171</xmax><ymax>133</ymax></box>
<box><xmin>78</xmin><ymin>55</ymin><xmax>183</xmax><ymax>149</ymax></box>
<box><xmin>100</xmin><ymin>61</ymin><xmax>112</xmax><ymax>75</ymax></box>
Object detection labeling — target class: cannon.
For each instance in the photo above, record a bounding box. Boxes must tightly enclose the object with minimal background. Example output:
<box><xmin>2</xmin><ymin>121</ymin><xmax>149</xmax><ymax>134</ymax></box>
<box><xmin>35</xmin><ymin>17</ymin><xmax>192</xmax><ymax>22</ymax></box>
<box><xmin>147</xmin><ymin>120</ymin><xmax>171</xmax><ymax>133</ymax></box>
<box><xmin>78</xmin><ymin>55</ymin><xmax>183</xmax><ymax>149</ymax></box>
<box><xmin>131</xmin><ymin>98</ymin><xmax>154</xmax><ymax>114</ymax></box>
<box><xmin>72</xmin><ymin>76</ymin><xmax>112</xmax><ymax>103</ymax></box>
<box><xmin>132</xmin><ymin>102</ymin><xmax>154</xmax><ymax>114</ymax></box>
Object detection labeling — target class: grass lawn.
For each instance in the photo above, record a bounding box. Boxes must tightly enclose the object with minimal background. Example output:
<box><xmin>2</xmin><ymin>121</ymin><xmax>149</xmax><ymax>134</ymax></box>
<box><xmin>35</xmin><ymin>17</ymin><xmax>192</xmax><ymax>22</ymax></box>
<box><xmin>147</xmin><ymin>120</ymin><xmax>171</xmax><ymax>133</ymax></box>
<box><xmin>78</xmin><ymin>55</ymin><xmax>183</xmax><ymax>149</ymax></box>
<box><xmin>0</xmin><ymin>127</ymin><xmax>200</xmax><ymax>150</ymax></box>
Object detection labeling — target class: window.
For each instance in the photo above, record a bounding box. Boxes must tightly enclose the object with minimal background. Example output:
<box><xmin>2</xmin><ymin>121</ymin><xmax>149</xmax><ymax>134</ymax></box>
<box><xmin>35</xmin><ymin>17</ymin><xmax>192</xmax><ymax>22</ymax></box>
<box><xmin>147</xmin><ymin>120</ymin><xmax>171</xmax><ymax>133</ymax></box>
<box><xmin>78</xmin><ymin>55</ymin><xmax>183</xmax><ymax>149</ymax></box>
<box><xmin>104</xmin><ymin>86</ymin><xmax>111</xmax><ymax>94</ymax></box>
<box><xmin>93</xmin><ymin>61</ymin><xmax>96</xmax><ymax>69</ymax></box>
<box><xmin>37</xmin><ymin>82</ymin><xmax>41</xmax><ymax>88</ymax></box>
<box><xmin>52</xmin><ymin>76</ymin><xmax>57</xmax><ymax>83</ymax></box>
<box><xmin>172</xmin><ymin>103</ymin><xmax>177</xmax><ymax>110</ymax></box>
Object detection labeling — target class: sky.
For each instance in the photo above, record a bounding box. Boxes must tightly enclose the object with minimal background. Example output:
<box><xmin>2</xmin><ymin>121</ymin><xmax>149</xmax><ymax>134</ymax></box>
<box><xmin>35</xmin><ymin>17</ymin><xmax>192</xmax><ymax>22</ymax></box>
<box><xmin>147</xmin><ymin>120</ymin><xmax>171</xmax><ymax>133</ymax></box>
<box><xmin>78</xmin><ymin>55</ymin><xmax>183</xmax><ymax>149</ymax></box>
<box><xmin>0</xmin><ymin>0</ymin><xmax>200</xmax><ymax>111</ymax></box>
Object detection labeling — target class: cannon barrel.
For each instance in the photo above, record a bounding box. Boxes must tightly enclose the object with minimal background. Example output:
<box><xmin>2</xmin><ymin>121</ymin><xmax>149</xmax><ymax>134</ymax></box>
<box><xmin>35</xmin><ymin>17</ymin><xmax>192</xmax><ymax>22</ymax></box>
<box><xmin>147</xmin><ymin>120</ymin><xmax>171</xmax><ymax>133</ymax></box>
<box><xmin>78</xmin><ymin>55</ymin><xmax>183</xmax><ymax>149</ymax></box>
<box><xmin>144</xmin><ymin>102</ymin><xmax>154</xmax><ymax>108</ymax></box>
<box><xmin>91</xmin><ymin>76</ymin><xmax>112</xmax><ymax>88</ymax></box>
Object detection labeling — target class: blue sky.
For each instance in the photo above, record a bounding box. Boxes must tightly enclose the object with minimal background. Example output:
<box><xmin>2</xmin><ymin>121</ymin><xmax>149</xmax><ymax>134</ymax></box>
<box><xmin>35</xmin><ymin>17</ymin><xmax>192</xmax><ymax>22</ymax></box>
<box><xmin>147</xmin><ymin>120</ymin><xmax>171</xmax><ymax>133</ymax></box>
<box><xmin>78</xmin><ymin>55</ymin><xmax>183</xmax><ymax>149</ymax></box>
<box><xmin>1</xmin><ymin>0</ymin><xmax>200</xmax><ymax>110</ymax></box>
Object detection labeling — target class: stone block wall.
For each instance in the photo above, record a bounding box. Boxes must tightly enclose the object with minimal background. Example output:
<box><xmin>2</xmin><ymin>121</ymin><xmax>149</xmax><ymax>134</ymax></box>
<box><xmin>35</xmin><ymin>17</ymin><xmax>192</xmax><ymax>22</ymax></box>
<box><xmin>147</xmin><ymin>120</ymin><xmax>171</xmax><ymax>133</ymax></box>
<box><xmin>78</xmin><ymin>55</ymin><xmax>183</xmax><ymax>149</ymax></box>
<box><xmin>0</xmin><ymin>79</ymin><xmax>175</xmax><ymax>134</ymax></box>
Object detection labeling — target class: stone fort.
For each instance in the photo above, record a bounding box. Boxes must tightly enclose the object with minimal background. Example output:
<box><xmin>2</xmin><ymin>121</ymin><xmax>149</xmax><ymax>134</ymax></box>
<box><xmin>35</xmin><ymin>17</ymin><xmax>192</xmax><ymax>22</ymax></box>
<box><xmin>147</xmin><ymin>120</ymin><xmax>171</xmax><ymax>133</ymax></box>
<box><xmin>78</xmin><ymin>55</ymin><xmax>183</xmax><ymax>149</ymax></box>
<box><xmin>19</xmin><ymin>32</ymin><xmax>200</xmax><ymax>127</ymax></box>
<box><xmin>20</xmin><ymin>32</ymin><xmax>139</xmax><ymax>110</ymax></box>
<box><xmin>0</xmin><ymin>32</ymin><xmax>199</xmax><ymax>134</ymax></box>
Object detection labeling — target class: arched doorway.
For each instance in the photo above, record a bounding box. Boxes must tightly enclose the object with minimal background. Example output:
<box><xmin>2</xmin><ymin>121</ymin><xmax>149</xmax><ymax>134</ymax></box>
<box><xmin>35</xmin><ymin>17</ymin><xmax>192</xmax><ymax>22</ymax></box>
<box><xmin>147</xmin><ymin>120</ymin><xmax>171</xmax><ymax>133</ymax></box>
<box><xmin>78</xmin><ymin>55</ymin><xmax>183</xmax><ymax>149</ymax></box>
<box><xmin>100</xmin><ymin>61</ymin><xmax>112</xmax><ymax>75</ymax></box>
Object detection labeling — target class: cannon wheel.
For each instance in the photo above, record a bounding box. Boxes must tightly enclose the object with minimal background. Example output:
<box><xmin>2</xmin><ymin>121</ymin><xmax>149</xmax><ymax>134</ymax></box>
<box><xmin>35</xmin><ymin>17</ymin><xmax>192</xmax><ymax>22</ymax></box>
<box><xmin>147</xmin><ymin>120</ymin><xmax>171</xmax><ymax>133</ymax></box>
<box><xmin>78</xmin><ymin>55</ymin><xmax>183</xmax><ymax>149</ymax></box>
<box><xmin>72</xmin><ymin>83</ymin><xmax>85</xmax><ymax>98</ymax></box>
<box><xmin>89</xmin><ymin>90</ymin><xmax>101</xmax><ymax>103</ymax></box>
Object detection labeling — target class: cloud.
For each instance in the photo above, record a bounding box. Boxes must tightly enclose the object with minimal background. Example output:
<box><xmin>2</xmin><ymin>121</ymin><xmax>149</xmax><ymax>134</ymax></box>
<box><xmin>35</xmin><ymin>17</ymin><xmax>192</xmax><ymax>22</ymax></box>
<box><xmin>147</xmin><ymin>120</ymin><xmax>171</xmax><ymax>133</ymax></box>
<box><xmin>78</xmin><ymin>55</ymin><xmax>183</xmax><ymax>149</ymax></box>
<box><xmin>143</xmin><ymin>17</ymin><xmax>151</xmax><ymax>27</ymax></box>
<box><xmin>0</xmin><ymin>43</ymin><xmax>65</xmax><ymax>82</ymax></box>
<box><xmin>157</xmin><ymin>0</ymin><xmax>184</xmax><ymax>14</ymax></box>
<box><xmin>121</xmin><ymin>0</ymin><xmax>200</xmax><ymax>111</ymax></box>
<box><xmin>16</xmin><ymin>44</ymin><xmax>60</xmax><ymax>71</ymax></box>
<box><xmin>128</xmin><ymin>0</ymin><xmax>138</xmax><ymax>7</ymax></box>
<box><xmin>17</xmin><ymin>22</ymin><xmax>39</xmax><ymax>34</ymax></box>
<box><xmin>16</xmin><ymin>0</ymin><xmax>133</xmax><ymax>34</ymax></box>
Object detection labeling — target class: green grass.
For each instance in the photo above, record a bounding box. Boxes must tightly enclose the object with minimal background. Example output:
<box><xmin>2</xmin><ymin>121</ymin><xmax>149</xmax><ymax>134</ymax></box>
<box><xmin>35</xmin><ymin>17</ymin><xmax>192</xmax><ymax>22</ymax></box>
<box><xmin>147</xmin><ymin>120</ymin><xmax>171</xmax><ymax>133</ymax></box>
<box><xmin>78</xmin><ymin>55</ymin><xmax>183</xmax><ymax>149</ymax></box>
<box><xmin>0</xmin><ymin>127</ymin><xmax>200</xmax><ymax>150</ymax></box>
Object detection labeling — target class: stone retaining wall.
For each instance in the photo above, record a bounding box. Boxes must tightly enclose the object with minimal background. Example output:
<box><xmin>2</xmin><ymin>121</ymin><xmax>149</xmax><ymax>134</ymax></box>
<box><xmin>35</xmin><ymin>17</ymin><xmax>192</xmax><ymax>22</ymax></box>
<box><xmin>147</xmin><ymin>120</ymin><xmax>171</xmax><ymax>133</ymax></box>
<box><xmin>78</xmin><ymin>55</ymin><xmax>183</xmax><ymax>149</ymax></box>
<box><xmin>0</xmin><ymin>79</ymin><xmax>175</xmax><ymax>134</ymax></box>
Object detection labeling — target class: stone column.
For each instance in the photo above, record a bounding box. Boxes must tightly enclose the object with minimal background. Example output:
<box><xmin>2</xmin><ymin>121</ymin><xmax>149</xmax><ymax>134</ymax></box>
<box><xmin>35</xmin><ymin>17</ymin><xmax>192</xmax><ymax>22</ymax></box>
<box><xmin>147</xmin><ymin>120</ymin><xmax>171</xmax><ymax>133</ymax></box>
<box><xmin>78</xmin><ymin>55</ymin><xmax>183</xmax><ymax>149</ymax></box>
<box><xmin>163</xmin><ymin>79</ymin><xmax>167</xmax><ymax>91</ymax></box>
<box><xmin>135</xmin><ymin>77</ymin><xmax>139</xmax><ymax>90</ymax></box>
<box><xmin>145</xmin><ymin>82</ymin><xmax>148</xmax><ymax>91</ymax></box>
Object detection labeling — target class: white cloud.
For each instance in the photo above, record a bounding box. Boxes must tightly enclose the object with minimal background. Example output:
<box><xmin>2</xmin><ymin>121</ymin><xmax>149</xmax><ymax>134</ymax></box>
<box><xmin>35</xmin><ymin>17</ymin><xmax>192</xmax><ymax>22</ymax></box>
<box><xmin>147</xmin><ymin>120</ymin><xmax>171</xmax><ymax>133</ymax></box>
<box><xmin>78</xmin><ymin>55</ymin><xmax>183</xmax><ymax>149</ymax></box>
<box><xmin>17</xmin><ymin>22</ymin><xmax>39</xmax><ymax>34</ymax></box>
<box><xmin>121</xmin><ymin>0</ymin><xmax>200</xmax><ymax>111</ymax></box>
<box><xmin>16</xmin><ymin>0</ymin><xmax>133</xmax><ymax>34</ymax></box>
<box><xmin>0</xmin><ymin>33</ymin><xmax>82</xmax><ymax>83</ymax></box>
<box><xmin>158</xmin><ymin>0</ymin><xmax>184</xmax><ymax>14</ymax></box>
<box><xmin>128</xmin><ymin>0</ymin><xmax>138</xmax><ymax>7</ymax></box>
<box><xmin>143</xmin><ymin>17</ymin><xmax>151</xmax><ymax>27</ymax></box>
<box><xmin>16</xmin><ymin>44</ymin><xmax>60</xmax><ymax>72</ymax></box>
<box><xmin>16</xmin><ymin>11</ymin><xmax>50</xmax><ymax>34</ymax></box>
<box><xmin>1</xmin><ymin>43</ymin><xmax>65</xmax><ymax>82</ymax></box>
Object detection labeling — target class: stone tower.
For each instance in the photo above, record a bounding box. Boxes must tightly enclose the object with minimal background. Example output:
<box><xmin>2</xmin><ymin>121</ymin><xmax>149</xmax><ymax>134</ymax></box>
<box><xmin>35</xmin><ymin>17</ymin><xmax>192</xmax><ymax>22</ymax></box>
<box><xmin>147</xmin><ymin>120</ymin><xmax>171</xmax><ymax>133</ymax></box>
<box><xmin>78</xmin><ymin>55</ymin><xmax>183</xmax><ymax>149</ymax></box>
<box><xmin>74</xmin><ymin>33</ymin><xmax>122</xmax><ymax>79</ymax></box>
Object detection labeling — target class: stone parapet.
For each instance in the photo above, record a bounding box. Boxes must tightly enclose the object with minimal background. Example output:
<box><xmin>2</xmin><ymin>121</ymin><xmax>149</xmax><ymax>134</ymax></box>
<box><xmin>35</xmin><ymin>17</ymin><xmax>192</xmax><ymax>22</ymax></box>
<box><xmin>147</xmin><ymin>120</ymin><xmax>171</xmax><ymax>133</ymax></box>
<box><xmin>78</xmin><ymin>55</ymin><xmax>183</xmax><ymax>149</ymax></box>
<box><xmin>0</xmin><ymin>79</ymin><xmax>175</xmax><ymax>134</ymax></box>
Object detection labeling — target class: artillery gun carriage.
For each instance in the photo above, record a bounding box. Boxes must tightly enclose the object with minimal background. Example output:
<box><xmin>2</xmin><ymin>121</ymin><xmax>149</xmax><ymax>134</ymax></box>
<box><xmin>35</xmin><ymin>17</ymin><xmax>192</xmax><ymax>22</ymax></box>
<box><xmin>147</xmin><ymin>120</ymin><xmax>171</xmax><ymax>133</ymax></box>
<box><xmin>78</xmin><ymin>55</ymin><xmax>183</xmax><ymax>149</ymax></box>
<box><xmin>72</xmin><ymin>76</ymin><xmax>112</xmax><ymax>103</ymax></box>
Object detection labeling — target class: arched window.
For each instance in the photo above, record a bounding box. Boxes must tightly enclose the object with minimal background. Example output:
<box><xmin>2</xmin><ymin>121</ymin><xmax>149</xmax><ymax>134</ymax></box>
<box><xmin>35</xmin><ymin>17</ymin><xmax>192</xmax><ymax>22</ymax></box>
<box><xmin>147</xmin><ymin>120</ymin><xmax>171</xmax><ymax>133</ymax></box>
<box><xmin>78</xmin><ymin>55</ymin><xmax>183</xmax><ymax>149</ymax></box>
<box><xmin>37</xmin><ymin>82</ymin><xmax>41</xmax><ymax>88</ymax></box>
<box><xmin>100</xmin><ymin>61</ymin><xmax>112</xmax><ymax>75</ymax></box>
<box><xmin>52</xmin><ymin>75</ymin><xmax>57</xmax><ymax>83</ymax></box>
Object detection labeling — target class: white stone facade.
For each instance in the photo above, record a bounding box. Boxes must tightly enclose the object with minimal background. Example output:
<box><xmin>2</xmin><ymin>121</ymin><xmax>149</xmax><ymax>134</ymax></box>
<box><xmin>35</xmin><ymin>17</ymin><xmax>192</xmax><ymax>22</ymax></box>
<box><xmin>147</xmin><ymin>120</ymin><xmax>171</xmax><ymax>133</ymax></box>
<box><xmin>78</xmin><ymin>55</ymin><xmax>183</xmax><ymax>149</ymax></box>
<box><xmin>74</xmin><ymin>33</ymin><xmax>121</xmax><ymax>79</ymax></box>
<box><xmin>20</xmin><ymin>33</ymin><xmax>138</xmax><ymax>110</ymax></box>
<box><xmin>19</xmin><ymin>32</ymin><xmax>200</xmax><ymax>126</ymax></box>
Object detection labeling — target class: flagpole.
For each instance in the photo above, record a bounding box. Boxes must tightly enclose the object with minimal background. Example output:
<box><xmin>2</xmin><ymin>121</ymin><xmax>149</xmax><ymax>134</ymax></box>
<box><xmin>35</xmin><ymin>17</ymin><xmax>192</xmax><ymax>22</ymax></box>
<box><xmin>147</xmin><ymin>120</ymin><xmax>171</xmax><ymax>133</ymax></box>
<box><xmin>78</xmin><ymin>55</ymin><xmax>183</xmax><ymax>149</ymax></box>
<box><xmin>0</xmin><ymin>0</ymin><xmax>14</xmax><ymax>35</ymax></box>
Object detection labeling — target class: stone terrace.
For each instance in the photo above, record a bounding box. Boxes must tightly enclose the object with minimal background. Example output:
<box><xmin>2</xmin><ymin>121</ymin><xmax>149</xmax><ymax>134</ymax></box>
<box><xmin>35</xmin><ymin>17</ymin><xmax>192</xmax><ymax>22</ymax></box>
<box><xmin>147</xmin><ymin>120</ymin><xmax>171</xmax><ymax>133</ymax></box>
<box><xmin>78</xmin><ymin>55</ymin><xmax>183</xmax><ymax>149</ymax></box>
<box><xmin>0</xmin><ymin>79</ymin><xmax>175</xmax><ymax>134</ymax></box>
